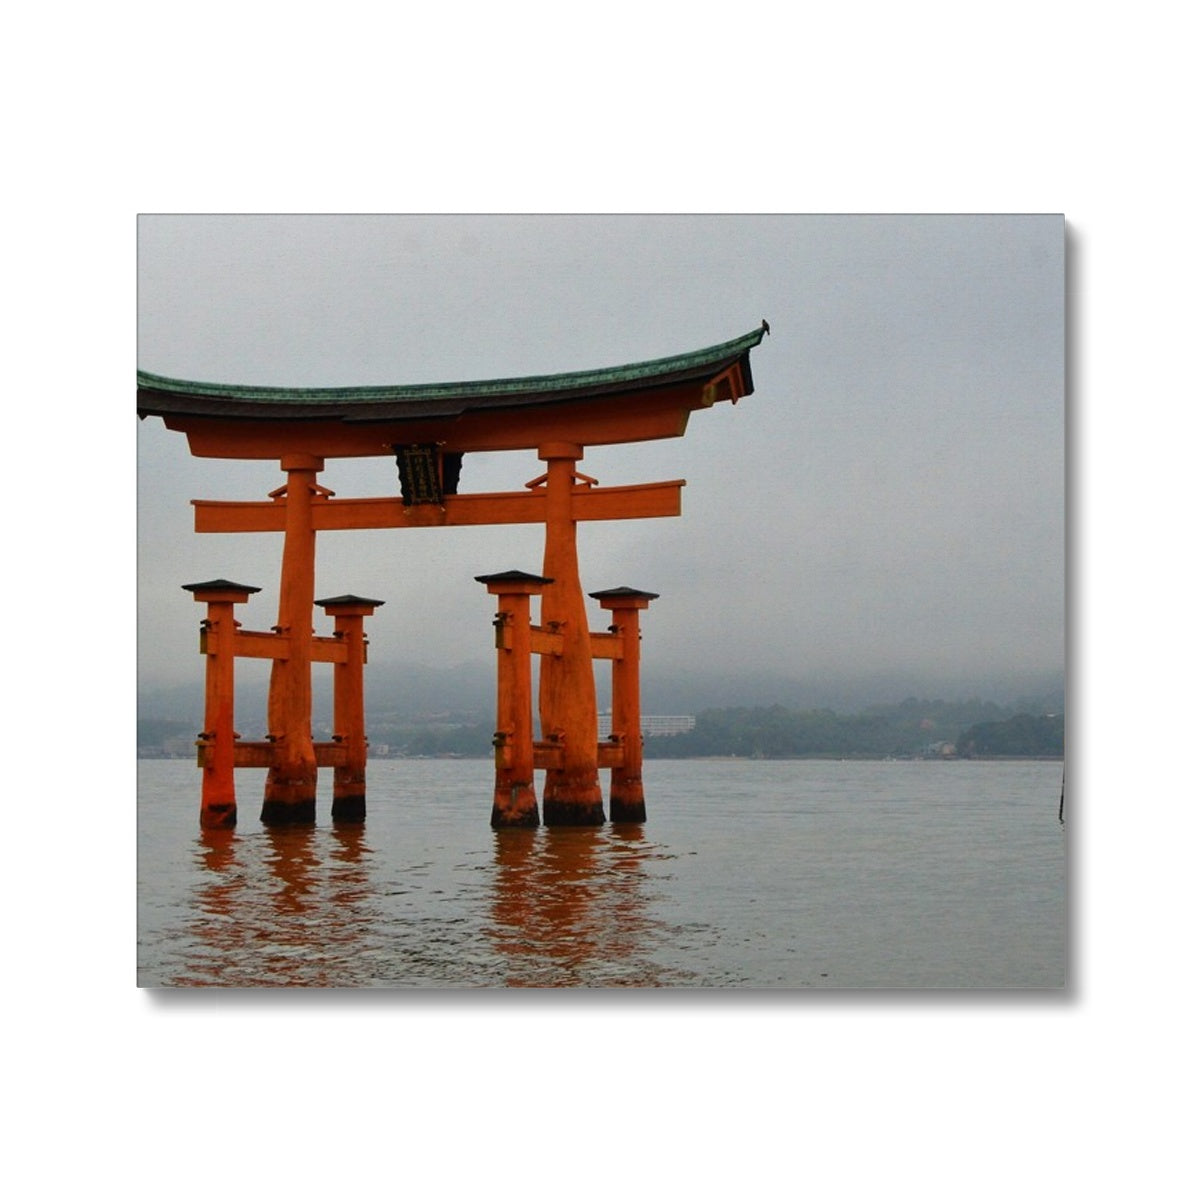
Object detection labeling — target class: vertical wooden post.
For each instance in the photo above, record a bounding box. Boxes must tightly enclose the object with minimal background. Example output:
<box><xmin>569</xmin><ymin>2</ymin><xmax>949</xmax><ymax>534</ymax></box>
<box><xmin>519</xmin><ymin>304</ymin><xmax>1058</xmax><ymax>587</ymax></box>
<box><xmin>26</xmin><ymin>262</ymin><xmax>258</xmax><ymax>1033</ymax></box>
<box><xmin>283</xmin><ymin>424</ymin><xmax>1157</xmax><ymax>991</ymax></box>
<box><xmin>183</xmin><ymin>579</ymin><xmax>261</xmax><ymax>829</ymax></box>
<box><xmin>317</xmin><ymin>594</ymin><xmax>384</xmax><ymax>824</ymax></box>
<box><xmin>263</xmin><ymin>453</ymin><xmax>323</xmax><ymax>825</ymax></box>
<box><xmin>591</xmin><ymin>587</ymin><xmax>658</xmax><ymax>823</ymax></box>
<box><xmin>537</xmin><ymin>442</ymin><xmax>604</xmax><ymax>825</ymax></box>
<box><xmin>476</xmin><ymin>572</ymin><xmax>548</xmax><ymax>828</ymax></box>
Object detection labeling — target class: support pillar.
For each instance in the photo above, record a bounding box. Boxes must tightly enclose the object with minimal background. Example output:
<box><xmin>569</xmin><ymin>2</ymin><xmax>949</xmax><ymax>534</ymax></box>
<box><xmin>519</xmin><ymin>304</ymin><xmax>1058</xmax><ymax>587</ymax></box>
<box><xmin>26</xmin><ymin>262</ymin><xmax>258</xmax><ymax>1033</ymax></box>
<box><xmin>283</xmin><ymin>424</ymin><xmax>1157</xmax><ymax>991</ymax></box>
<box><xmin>536</xmin><ymin>443</ymin><xmax>604</xmax><ymax>825</ymax></box>
<box><xmin>317</xmin><ymin>594</ymin><xmax>384</xmax><ymax>824</ymax></box>
<box><xmin>183</xmin><ymin>579</ymin><xmax>261</xmax><ymax>829</ymax></box>
<box><xmin>263</xmin><ymin>453</ymin><xmax>323</xmax><ymax>825</ymax></box>
<box><xmin>476</xmin><ymin>571</ymin><xmax>549</xmax><ymax>828</ymax></box>
<box><xmin>591</xmin><ymin>587</ymin><xmax>658</xmax><ymax>823</ymax></box>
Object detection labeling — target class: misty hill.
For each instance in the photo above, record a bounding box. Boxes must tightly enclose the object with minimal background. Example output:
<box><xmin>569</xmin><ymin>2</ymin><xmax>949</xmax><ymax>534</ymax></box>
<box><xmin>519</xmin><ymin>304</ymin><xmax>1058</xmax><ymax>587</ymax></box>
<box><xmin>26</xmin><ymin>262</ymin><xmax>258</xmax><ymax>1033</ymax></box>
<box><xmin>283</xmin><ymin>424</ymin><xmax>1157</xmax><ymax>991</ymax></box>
<box><xmin>137</xmin><ymin>658</ymin><xmax>1064</xmax><ymax>729</ymax></box>
<box><xmin>644</xmin><ymin>701</ymin><xmax>1062</xmax><ymax>760</ymax></box>
<box><xmin>956</xmin><ymin>713</ymin><xmax>1065</xmax><ymax>759</ymax></box>
<box><xmin>137</xmin><ymin>659</ymin><xmax>1063</xmax><ymax>760</ymax></box>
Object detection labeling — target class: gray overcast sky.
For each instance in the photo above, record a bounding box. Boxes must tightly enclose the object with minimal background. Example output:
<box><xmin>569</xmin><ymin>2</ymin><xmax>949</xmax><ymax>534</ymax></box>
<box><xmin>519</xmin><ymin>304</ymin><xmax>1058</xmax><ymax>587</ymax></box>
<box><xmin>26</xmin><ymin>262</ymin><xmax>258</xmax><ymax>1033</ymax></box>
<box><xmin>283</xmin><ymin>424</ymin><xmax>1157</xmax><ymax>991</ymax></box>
<box><xmin>137</xmin><ymin>214</ymin><xmax>1063</xmax><ymax>700</ymax></box>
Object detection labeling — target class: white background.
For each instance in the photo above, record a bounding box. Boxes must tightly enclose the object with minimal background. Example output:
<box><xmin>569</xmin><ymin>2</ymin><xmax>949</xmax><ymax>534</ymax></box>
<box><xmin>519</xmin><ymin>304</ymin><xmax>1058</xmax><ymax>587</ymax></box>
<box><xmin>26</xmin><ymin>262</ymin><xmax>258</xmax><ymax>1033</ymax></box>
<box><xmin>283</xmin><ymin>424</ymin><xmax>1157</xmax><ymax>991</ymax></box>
<box><xmin>7</xmin><ymin>3</ymin><xmax>1192</xmax><ymax>1196</ymax></box>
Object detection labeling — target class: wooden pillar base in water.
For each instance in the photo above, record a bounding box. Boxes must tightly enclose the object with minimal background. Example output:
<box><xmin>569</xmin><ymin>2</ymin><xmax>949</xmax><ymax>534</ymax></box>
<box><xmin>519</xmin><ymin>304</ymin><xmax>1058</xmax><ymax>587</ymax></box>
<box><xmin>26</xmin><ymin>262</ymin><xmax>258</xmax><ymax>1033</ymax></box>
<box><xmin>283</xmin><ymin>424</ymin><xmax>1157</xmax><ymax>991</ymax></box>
<box><xmin>330</xmin><ymin>793</ymin><xmax>366</xmax><ymax>824</ymax></box>
<box><xmin>491</xmin><ymin>780</ymin><xmax>540</xmax><ymax>828</ymax></box>
<box><xmin>261</xmin><ymin>786</ymin><xmax>318</xmax><ymax>826</ymax></box>
<box><xmin>542</xmin><ymin>775</ymin><xmax>606</xmax><ymax>826</ymax></box>
<box><xmin>261</xmin><ymin>751</ymin><xmax>318</xmax><ymax>825</ymax></box>
<box><xmin>608</xmin><ymin>784</ymin><xmax>647</xmax><ymax>825</ymax></box>
<box><xmin>200</xmin><ymin>798</ymin><xmax>238</xmax><ymax>830</ymax></box>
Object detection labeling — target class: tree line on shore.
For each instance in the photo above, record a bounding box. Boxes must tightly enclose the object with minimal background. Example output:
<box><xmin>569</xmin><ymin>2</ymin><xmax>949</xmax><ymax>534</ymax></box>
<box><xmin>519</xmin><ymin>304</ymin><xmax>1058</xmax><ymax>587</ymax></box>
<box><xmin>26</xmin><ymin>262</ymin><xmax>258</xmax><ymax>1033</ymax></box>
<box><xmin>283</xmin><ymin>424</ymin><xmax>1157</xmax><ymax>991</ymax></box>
<box><xmin>644</xmin><ymin>702</ymin><xmax>1062</xmax><ymax>760</ymax></box>
<box><xmin>138</xmin><ymin>696</ymin><xmax>1063</xmax><ymax>760</ymax></box>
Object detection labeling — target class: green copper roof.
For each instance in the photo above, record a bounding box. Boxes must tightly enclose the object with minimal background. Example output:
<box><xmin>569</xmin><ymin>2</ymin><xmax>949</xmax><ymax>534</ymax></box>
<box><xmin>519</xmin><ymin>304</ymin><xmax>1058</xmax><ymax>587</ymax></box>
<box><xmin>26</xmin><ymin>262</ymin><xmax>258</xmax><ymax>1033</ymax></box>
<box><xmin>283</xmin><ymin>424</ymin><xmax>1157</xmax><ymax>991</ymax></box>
<box><xmin>137</xmin><ymin>326</ymin><xmax>767</xmax><ymax>423</ymax></box>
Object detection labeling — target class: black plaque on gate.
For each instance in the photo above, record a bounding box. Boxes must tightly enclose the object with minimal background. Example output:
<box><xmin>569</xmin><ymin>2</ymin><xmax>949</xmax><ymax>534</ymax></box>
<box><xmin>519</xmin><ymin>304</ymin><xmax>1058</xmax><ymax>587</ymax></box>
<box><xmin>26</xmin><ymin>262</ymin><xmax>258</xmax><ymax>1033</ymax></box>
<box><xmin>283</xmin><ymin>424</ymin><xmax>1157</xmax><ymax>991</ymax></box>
<box><xmin>394</xmin><ymin>444</ymin><xmax>443</xmax><ymax>506</ymax></box>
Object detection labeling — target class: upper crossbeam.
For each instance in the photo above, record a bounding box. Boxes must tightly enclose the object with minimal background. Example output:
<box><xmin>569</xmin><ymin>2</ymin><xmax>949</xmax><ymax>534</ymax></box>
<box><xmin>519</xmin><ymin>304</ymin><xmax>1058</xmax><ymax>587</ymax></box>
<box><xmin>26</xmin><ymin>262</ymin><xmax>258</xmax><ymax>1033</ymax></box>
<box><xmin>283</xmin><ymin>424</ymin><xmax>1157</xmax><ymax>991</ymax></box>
<box><xmin>192</xmin><ymin>480</ymin><xmax>685</xmax><ymax>533</ymax></box>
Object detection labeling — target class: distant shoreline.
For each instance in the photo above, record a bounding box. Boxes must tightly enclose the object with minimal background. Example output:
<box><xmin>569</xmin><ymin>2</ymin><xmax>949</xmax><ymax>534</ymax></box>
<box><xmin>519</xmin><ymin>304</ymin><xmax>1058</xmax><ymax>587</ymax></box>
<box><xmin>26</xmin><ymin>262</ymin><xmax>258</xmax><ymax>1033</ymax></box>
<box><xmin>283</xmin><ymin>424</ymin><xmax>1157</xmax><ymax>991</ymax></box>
<box><xmin>136</xmin><ymin>752</ymin><xmax>1064</xmax><ymax>764</ymax></box>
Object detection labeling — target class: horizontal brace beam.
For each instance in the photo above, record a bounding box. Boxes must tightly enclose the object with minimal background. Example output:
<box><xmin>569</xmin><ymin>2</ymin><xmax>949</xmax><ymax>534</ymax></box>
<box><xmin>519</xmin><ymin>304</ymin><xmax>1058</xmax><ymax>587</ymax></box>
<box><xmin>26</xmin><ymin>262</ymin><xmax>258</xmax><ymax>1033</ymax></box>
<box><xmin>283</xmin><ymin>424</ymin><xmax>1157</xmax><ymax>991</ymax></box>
<box><xmin>597</xmin><ymin>741</ymin><xmax>627</xmax><ymax>768</ymax></box>
<box><xmin>533</xmin><ymin>742</ymin><xmax>564</xmax><ymax>770</ymax></box>
<box><xmin>210</xmin><ymin>629</ymin><xmax>351</xmax><ymax>663</ymax></box>
<box><xmin>227</xmin><ymin>629</ymin><xmax>286</xmax><ymax>660</ymax></box>
<box><xmin>197</xmin><ymin>740</ymin><xmax>351</xmax><ymax>769</ymax></box>
<box><xmin>530</xmin><ymin>627</ymin><xmax>564</xmax><ymax>657</ymax></box>
<box><xmin>589</xmin><ymin>631</ymin><xmax>623</xmax><ymax>660</ymax></box>
<box><xmin>493</xmin><ymin>626</ymin><xmax>618</xmax><ymax>659</ymax></box>
<box><xmin>192</xmin><ymin>480</ymin><xmax>685</xmax><ymax>533</ymax></box>
<box><xmin>532</xmin><ymin>741</ymin><xmax>626</xmax><ymax>770</ymax></box>
<box><xmin>311</xmin><ymin>636</ymin><xmax>352</xmax><ymax>664</ymax></box>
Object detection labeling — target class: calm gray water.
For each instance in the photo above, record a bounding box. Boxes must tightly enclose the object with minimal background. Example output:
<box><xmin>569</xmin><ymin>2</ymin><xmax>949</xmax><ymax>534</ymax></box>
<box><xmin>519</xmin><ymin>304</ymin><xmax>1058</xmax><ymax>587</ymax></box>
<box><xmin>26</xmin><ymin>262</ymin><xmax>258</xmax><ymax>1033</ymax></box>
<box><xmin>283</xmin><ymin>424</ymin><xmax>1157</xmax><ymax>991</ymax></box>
<box><xmin>137</xmin><ymin>758</ymin><xmax>1065</xmax><ymax>988</ymax></box>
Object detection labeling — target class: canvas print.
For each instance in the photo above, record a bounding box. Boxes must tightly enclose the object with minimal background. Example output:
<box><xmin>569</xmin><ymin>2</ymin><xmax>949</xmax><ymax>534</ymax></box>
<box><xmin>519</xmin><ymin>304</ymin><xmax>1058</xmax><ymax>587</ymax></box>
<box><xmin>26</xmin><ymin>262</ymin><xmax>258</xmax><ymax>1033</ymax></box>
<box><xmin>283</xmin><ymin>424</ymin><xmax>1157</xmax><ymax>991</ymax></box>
<box><xmin>137</xmin><ymin>214</ymin><xmax>1065</xmax><ymax>988</ymax></box>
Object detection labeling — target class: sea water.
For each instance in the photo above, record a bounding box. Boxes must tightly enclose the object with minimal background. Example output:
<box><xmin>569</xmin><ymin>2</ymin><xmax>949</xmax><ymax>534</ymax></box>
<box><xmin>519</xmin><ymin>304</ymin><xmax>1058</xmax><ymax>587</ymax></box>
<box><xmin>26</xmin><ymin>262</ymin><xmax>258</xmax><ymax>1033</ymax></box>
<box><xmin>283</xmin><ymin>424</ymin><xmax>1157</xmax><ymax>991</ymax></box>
<box><xmin>137</xmin><ymin>757</ymin><xmax>1065</xmax><ymax>988</ymax></box>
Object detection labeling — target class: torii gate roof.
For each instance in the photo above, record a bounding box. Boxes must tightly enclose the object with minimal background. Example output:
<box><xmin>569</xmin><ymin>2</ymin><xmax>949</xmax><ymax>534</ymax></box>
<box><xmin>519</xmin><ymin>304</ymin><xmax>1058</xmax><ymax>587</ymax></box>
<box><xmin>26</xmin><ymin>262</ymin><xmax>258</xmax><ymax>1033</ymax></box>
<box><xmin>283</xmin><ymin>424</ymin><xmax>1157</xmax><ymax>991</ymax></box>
<box><xmin>137</xmin><ymin>326</ymin><xmax>767</xmax><ymax>459</ymax></box>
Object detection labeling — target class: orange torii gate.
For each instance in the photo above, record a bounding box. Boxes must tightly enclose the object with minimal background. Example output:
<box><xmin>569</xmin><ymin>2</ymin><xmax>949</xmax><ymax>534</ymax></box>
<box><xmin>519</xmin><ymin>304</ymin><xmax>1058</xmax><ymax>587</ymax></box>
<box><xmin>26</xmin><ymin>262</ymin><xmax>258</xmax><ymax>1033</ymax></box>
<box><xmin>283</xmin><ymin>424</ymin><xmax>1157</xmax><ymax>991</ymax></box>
<box><xmin>138</xmin><ymin>325</ymin><xmax>768</xmax><ymax>829</ymax></box>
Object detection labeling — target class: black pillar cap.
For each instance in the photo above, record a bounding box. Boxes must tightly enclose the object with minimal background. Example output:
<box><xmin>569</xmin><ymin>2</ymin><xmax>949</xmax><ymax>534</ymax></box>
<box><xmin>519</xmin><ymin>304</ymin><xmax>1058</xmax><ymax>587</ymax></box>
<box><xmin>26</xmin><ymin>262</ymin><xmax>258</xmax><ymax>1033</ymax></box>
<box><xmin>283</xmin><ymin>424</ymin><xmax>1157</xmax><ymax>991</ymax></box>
<box><xmin>182</xmin><ymin>579</ymin><xmax>261</xmax><ymax>595</ymax></box>
<box><xmin>314</xmin><ymin>594</ymin><xmax>386</xmax><ymax>607</ymax></box>
<box><xmin>588</xmin><ymin>586</ymin><xmax>660</xmax><ymax>602</ymax></box>
<box><xmin>474</xmin><ymin>570</ymin><xmax>554</xmax><ymax>586</ymax></box>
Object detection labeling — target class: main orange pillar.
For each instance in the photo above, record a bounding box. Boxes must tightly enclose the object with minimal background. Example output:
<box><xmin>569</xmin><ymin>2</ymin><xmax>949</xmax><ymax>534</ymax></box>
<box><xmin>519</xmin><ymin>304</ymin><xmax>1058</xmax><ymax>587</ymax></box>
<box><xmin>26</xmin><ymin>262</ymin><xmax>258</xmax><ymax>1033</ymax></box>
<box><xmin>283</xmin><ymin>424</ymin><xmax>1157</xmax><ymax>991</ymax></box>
<box><xmin>537</xmin><ymin>443</ymin><xmax>604</xmax><ymax>825</ymax></box>
<box><xmin>184</xmin><ymin>579</ymin><xmax>261</xmax><ymax>829</ymax></box>
<box><xmin>591</xmin><ymin>587</ymin><xmax>658</xmax><ymax>823</ymax></box>
<box><xmin>317</xmin><ymin>594</ymin><xmax>383</xmax><ymax>824</ymax></box>
<box><xmin>262</xmin><ymin>453</ymin><xmax>323</xmax><ymax>825</ymax></box>
<box><xmin>476</xmin><ymin>571</ymin><xmax>548</xmax><ymax>828</ymax></box>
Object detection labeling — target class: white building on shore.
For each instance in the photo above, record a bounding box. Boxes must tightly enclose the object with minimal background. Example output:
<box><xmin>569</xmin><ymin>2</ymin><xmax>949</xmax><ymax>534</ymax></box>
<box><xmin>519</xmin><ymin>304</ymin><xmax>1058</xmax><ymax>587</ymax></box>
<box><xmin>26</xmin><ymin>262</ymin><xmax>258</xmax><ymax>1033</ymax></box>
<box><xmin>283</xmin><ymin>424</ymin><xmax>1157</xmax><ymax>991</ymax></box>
<box><xmin>597</xmin><ymin>711</ymin><xmax>695</xmax><ymax>739</ymax></box>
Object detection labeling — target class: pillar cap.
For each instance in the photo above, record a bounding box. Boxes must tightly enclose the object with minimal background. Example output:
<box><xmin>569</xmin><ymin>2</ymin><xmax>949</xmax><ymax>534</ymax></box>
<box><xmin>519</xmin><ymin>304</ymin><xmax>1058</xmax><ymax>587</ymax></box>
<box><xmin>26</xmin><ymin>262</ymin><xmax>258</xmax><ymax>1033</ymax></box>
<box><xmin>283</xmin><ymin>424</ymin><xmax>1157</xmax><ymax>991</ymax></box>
<box><xmin>315</xmin><ymin>593</ymin><xmax>385</xmax><ymax>613</ymax></box>
<box><xmin>589</xmin><ymin>586</ymin><xmax>659</xmax><ymax>609</ymax></box>
<box><xmin>475</xmin><ymin>570</ymin><xmax>553</xmax><ymax>595</ymax></box>
<box><xmin>315</xmin><ymin>593</ymin><xmax>385</xmax><ymax>606</ymax></box>
<box><xmin>182</xmin><ymin>578</ymin><xmax>261</xmax><ymax>601</ymax></box>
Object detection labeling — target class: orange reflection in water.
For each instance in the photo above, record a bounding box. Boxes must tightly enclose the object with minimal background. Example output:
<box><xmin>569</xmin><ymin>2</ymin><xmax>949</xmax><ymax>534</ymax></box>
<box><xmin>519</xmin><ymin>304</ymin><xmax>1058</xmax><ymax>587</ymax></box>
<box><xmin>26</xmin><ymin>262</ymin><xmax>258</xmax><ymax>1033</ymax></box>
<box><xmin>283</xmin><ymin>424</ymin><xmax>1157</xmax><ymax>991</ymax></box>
<box><xmin>489</xmin><ymin>823</ymin><xmax>665</xmax><ymax>986</ymax></box>
<box><xmin>178</xmin><ymin>823</ymin><xmax>374</xmax><ymax>987</ymax></box>
<box><xmin>176</xmin><ymin>810</ymin><xmax>667</xmax><ymax>986</ymax></box>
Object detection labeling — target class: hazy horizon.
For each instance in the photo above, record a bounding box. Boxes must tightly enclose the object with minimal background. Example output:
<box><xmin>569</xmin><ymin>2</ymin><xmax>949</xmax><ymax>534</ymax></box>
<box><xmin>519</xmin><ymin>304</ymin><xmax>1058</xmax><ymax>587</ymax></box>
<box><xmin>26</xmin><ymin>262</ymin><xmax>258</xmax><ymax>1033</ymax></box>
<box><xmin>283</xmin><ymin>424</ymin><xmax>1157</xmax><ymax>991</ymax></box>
<box><xmin>138</xmin><ymin>649</ymin><xmax>1065</xmax><ymax>721</ymax></box>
